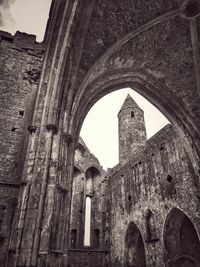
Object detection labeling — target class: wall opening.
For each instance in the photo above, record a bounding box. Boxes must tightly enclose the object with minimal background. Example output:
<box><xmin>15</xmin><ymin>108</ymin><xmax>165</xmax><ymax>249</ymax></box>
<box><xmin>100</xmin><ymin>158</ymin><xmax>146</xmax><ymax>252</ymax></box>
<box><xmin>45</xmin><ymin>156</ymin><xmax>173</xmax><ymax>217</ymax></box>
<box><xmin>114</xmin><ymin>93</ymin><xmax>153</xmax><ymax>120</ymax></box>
<box><xmin>164</xmin><ymin>207</ymin><xmax>200</xmax><ymax>267</ymax></box>
<box><xmin>93</xmin><ymin>228</ymin><xmax>100</xmax><ymax>248</ymax></box>
<box><xmin>125</xmin><ymin>221</ymin><xmax>146</xmax><ymax>267</ymax></box>
<box><xmin>84</xmin><ymin>196</ymin><xmax>92</xmax><ymax>246</ymax></box>
<box><xmin>166</xmin><ymin>175</ymin><xmax>173</xmax><ymax>183</ymax></box>
<box><xmin>70</xmin><ymin>229</ymin><xmax>77</xmax><ymax>248</ymax></box>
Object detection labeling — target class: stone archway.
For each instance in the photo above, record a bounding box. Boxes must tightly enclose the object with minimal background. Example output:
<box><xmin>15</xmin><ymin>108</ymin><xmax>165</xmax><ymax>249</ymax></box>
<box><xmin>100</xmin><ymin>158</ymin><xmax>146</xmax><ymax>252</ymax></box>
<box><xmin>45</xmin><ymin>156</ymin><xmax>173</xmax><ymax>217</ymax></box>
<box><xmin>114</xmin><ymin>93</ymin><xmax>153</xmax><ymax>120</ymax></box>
<box><xmin>164</xmin><ymin>207</ymin><xmax>200</xmax><ymax>267</ymax></box>
<box><xmin>124</xmin><ymin>221</ymin><xmax>146</xmax><ymax>267</ymax></box>
<box><xmin>8</xmin><ymin>0</ymin><xmax>200</xmax><ymax>266</ymax></box>
<box><xmin>71</xmin><ymin>70</ymin><xmax>200</xmax><ymax>171</ymax></box>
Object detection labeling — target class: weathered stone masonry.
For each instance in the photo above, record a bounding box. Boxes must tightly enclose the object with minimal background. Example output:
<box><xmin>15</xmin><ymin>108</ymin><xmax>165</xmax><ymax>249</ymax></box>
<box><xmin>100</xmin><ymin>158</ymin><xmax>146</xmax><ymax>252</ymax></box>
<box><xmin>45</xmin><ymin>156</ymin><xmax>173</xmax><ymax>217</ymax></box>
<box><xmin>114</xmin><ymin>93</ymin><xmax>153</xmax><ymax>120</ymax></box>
<box><xmin>109</xmin><ymin>123</ymin><xmax>200</xmax><ymax>267</ymax></box>
<box><xmin>0</xmin><ymin>31</ymin><xmax>43</xmax><ymax>183</ymax></box>
<box><xmin>0</xmin><ymin>0</ymin><xmax>200</xmax><ymax>266</ymax></box>
<box><xmin>118</xmin><ymin>94</ymin><xmax>147</xmax><ymax>164</ymax></box>
<box><xmin>0</xmin><ymin>31</ymin><xmax>43</xmax><ymax>266</ymax></box>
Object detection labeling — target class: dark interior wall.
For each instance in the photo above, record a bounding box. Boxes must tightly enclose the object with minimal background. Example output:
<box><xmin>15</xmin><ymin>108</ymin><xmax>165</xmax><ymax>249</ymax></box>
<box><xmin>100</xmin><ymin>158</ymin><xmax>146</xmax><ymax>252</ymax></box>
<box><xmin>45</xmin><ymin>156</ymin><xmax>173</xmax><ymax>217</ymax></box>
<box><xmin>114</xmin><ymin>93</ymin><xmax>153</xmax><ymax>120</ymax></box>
<box><xmin>109</xmin><ymin>124</ymin><xmax>200</xmax><ymax>267</ymax></box>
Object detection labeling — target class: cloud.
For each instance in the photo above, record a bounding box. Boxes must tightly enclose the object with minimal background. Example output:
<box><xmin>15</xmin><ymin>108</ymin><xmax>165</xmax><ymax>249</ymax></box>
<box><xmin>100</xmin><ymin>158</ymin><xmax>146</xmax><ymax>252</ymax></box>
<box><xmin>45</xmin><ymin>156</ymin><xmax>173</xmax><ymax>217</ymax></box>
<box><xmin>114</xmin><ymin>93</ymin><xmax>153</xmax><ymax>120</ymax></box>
<box><xmin>0</xmin><ymin>0</ymin><xmax>15</xmax><ymax>8</ymax></box>
<box><xmin>0</xmin><ymin>0</ymin><xmax>15</xmax><ymax>27</ymax></box>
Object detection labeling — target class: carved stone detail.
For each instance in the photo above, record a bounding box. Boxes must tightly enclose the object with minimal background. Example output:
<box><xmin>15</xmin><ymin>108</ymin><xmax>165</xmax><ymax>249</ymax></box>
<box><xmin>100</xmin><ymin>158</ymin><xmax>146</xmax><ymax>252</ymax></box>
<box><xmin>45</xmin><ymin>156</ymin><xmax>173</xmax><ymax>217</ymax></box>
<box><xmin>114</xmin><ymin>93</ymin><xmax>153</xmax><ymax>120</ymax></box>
<box><xmin>46</xmin><ymin>124</ymin><xmax>58</xmax><ymax>134</ymax></box>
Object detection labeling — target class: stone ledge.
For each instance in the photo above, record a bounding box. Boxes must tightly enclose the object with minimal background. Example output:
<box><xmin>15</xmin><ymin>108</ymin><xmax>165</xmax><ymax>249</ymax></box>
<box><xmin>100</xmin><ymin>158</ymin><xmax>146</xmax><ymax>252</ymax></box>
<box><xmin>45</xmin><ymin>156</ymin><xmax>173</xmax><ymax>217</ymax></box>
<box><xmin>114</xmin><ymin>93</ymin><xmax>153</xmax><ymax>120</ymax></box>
<box><xmin>69</xmin><ymin>248</ymin><xmax>110</xmax><ymax>253</ymax></box>
<box><xmin>0</xmin><ymin>181</ymin><xmax>20</xmax><ymax>188</ymax></box>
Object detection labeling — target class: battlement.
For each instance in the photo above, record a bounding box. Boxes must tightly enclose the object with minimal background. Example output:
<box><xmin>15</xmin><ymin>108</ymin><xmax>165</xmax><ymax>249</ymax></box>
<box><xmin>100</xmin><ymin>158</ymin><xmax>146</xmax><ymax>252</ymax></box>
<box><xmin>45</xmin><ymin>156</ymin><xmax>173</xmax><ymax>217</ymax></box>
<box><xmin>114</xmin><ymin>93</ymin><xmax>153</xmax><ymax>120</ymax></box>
<box><xmin>0</xmin><ymin>30</ymin><xmax>44</xmax><ymax>54</ymax></box>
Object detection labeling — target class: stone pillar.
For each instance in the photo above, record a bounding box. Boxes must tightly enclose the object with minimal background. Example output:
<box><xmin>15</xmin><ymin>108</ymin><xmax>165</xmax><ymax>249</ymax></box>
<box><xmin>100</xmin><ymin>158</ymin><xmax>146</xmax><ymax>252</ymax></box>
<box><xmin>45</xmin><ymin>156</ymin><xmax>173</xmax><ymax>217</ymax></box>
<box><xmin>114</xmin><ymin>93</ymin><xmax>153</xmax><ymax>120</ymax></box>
<box><xmin>6</xmin><ymin>0</ymin><xmax>97</xmax><ymax>265</ymax></box>
<box><xmin>10</xmin><ymin>125</ymin><xmax>56</xmax><ymax>267</ymax></box>
<box><xmin>37</xmin><ymin>133</ymin><xmax>75</xmax><ymax>267</ymax></box>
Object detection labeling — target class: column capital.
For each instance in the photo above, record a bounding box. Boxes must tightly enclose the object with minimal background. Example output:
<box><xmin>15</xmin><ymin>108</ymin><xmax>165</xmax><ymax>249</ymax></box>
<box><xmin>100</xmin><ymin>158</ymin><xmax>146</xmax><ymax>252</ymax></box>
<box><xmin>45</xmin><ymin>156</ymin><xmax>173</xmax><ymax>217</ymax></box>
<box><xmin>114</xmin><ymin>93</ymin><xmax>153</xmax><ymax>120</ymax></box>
<box><xmin>46</xmin><ymin>124</ymin><xmax>58</xmax><ymax>134</ymax></box>
<box><xmin>56</xmin><ymin>184</ymin><xmax>68</xmax><ymax>193</ymax></box>
<box><xmin>62</xmin><ymin>133</ymin><xmax>73</xmax><ymax>143</ymax></box>
<box><xmin>28</xmin><ymin>126</ymin><xmax>37</xmax><ymax>134</ymax></box>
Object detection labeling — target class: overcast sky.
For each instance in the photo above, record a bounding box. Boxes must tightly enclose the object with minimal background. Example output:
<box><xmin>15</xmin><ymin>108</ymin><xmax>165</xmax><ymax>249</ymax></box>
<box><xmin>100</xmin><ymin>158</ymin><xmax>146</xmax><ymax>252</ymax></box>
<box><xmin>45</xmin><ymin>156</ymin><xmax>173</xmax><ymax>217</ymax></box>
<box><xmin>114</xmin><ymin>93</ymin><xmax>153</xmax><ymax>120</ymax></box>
<box><xmin>0</xmin><ymin>0</ymin><xmax>169</xmax><ymax>170</ymax></box>
<box><xmin>81</xmin><ymin>89</ymin><xmax>169</xmax><ymax>169</ymax></box>
<box><xmin>0</xmin><ymin>0</ymin><xmax>52</xmax><ymax>41</ymax></box>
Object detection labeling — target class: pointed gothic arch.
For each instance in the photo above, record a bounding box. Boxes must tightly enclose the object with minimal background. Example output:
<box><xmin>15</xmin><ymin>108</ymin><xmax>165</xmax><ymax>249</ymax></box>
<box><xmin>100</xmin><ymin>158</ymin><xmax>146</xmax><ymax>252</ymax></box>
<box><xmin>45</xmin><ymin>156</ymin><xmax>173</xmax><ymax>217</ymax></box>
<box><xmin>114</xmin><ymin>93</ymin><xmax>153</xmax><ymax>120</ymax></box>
<box><xmin>71</xmin><ymin>69</ymin><xmax>200</xmax><ymax>174</ymax></box>
<box><xmin>85</xmin><ymin>166</ymin><xmax>101</xmax><ymax>179</ymax></box>
<box><xmin>164</xmin><ymin>207</ymin><xmax>200</xmax><ymax>267</ymax></box>
<box><xmin>124</xmin><ymin>221</ymin><xmax>146</xmax><ymax>267</ymax></box>
<box><xmin>6</xmin><ymin>1</ymin><xmax>200</xmax><ymax>266</ymax></box>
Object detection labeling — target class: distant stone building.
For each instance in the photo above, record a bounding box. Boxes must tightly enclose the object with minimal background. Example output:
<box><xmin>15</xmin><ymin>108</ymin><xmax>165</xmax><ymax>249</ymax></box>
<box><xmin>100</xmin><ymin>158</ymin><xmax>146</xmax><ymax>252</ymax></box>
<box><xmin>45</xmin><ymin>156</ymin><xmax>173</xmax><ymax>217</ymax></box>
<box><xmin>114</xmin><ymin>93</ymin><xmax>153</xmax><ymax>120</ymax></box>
<box><xmin>0</xmin><ymin>0</ymin><xmax>200</xmax><ymax>266</ymax></box>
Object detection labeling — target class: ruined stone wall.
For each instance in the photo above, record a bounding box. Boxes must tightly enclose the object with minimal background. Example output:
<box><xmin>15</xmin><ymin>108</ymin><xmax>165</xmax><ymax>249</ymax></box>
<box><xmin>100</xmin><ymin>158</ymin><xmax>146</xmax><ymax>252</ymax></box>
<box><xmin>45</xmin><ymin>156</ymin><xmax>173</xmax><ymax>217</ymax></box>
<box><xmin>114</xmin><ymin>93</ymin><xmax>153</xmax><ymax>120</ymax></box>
<box><xmin>0</xmin><ymin>31</ymin><xmax>43</xmax><ymax>183</ymax></box>
<box><xmin>0</xmin><ymin>31</ymin><xmax>43</xmax><ymax>265</ymax></box>
<box><xmin>68</xmin><ymin>138</ymin><xmax>110</xmax><ymax>267</ymax></box>
<box><xmin>109</xmin><ymin>124</ymin><xmax>200</xmax><ymax>267</ymax></box>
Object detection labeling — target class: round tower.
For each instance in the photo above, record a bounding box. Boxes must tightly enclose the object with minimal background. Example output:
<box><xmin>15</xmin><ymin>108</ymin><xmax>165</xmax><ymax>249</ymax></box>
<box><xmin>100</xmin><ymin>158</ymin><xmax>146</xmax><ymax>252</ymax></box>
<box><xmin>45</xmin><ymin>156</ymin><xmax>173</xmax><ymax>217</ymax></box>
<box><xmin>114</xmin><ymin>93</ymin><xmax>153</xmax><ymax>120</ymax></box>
<box><xmin>118</xmin><ymin>94</ymin><xmax>147</xmax><ymax>164</ymax></box>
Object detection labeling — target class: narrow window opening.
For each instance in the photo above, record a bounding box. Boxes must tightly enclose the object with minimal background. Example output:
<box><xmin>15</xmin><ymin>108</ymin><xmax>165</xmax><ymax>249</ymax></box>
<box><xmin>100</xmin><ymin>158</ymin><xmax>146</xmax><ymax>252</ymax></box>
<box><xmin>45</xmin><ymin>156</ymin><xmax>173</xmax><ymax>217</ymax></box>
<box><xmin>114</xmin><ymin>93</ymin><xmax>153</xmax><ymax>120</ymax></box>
<box><xmin>19</xmin><ymin>110</ymin><xmax>24</xmax><ymax>117</ymax></box>
<box><xmin>166</xmin><ymin>175</ymin><xmax>172</xmax><ymax>183</ymax></box>
<box><xmin>131</xmin><ymin>111</ymin><xmax>135</xmax><ymax>117</ymax></box>
<box><xmin>127</xmin><ymin>195</ymin><xmax>132</xmax><ymax>213</ymax></box>
<box><xmin>70</xmin><ymin>229</ymin><xmax>77</xmax><ymax>248</ymax></box>
<box><xmin>11</xmin><ymin>127</ymin><xmax>17</xmax><ymax>132</ymax></box>
<box><xmin>93</xmin><ymin>228</ymin><xmax>100</xmax><ymax>248</ymax></box>
<box><xmin>84</xmin><ymin>196</ymin><xmax>91</xmax><ymax>246</ymax></box>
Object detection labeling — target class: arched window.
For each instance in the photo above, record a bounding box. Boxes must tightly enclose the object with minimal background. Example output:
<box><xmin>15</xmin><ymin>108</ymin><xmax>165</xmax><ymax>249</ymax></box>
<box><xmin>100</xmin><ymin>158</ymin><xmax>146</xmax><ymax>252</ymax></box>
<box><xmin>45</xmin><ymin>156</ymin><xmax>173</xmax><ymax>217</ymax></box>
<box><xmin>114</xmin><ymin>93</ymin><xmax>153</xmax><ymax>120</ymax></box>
<box><xmin>83</xmin><ymin>167</ymin><xmax>101</xmax><ymax>247</ymax></box>
<box><xmin>84</xmin><ymin>196</ymin><xmax>92</xmax><ymax>246</ymax></box>
<box><xmin>131</xmin><ymin>111</ymin><xmax>135</xmax><ymax>117</ymax></box>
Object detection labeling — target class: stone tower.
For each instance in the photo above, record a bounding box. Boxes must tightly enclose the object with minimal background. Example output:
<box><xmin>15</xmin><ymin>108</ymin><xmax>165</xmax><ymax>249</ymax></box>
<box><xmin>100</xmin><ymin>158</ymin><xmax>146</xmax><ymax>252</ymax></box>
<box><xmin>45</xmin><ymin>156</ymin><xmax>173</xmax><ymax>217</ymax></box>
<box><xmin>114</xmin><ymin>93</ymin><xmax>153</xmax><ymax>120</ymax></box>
<box><xmin>118</xmin><ymin>94</ymin><xmax>147</xmax><ymax>164</ymax></box>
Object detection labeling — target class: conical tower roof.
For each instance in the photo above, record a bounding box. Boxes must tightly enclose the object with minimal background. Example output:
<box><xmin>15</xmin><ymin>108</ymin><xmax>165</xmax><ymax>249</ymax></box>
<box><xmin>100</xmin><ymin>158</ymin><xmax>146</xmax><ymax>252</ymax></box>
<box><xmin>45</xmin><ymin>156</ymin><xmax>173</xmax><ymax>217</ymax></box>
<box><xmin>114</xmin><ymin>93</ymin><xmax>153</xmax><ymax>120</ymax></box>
<box><xmin>118</xmin><ymin>94</ymin><xmax>141</xmax><ymax>114</ymax></box>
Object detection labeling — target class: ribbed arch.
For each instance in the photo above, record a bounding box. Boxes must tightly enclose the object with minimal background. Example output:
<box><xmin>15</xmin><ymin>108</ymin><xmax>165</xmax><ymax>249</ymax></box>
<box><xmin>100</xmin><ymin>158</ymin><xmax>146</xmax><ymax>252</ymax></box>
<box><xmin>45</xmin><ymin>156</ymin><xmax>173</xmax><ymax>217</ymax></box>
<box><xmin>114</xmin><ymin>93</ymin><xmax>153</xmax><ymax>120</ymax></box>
<box><xmin>70</xmin><ymin>70</ymin><xmax>200</xmax><ymax>173</ymax></box>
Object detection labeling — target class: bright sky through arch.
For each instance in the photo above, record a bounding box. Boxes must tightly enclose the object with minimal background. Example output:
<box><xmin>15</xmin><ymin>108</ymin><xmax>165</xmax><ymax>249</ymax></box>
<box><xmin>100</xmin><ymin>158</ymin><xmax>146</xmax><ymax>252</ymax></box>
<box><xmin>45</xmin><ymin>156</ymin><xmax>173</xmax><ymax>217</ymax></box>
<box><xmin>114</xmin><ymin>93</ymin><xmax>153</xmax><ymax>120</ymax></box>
<box><xmin>80</xmin><ymin>88</ymin><xmax>169</xmax><ymax>170</ymax></box>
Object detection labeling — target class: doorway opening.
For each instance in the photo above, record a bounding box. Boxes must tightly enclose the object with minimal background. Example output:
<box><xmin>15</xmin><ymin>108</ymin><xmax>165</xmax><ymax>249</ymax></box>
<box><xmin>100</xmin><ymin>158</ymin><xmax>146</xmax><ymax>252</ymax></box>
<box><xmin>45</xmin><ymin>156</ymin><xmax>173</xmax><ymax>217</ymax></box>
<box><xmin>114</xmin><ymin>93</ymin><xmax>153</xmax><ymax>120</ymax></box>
<box><xmin>164</xmin><ymin>207</ymin><xmax>200</xmax><ymax>267</ymax></box>
<box><xmin>124</xmin><ymin>221</ymin><xmax>146</xmax><ymax>267</ymax></box>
